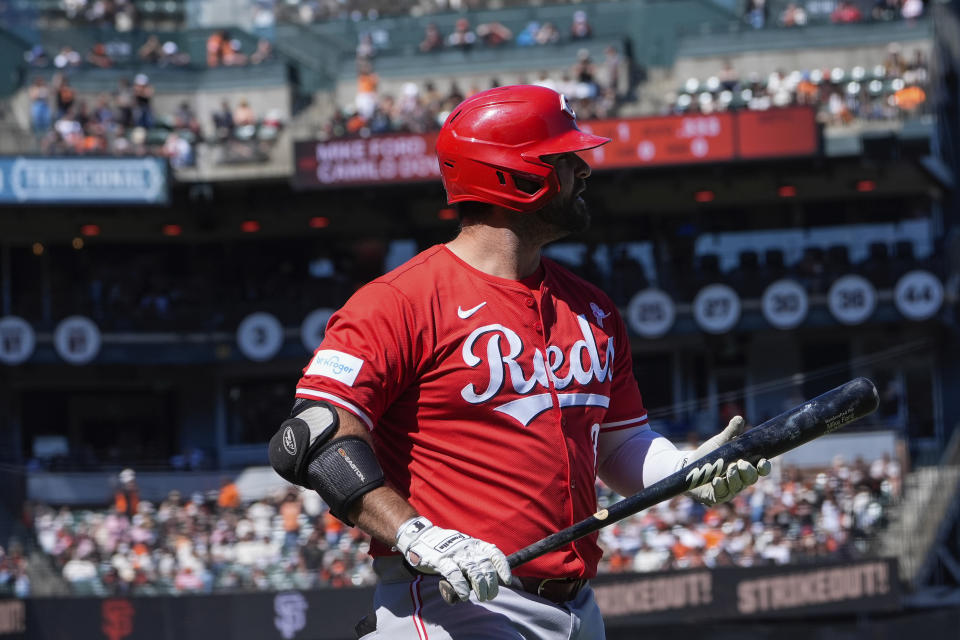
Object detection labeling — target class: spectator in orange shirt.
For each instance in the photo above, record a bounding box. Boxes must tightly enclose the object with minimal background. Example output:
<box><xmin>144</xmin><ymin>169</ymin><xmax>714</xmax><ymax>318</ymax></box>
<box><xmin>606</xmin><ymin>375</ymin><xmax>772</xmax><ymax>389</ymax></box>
<box><xmin>280</xmin><ymin>491</ymin><xmax>302</xmax><ymax>551</ymax></box>
<box><xmin>323</xmin><ymin>509</ymin><xmax>343</xmax><ymax>544</ymax></box>
<box><xmin>894</xmin><ymin>85</ymin><xmax>926</xmax><ymax>112</ymax></box>
<box><xmin>355</xmin><ymin>60</ymin><xmax>379</xmax><ymax>119</ymax></box>
<box><xmin>207</xmin><ymin>30</ymin><xmax>226</xmax><ymax>67</ymax></box>
<box><xmin>796</xmin><ymin>73</ymin><xmax>818</xmax><ymax>105</ymax></box>
<box><xmin>217</xmin><ymin>478</ymin><xmax>240</xmax><ymax>510</ymax></box>
<box><xmin>114</xmin><ymin>468</ymin><xmax>139</xmax><ymax>517</ymax></box>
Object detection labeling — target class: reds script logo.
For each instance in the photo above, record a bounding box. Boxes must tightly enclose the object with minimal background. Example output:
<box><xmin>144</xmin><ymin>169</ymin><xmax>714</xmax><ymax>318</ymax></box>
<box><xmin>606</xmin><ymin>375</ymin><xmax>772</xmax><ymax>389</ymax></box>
<box><xmin>461</xmin><ymin>315</ymin><xmax>613</xmax><ymax>426</ymax></box>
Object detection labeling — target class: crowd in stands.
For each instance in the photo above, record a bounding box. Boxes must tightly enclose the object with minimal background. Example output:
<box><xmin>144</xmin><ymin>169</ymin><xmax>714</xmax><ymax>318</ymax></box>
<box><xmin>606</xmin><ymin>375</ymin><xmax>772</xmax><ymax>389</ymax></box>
<box><xmin>275</xmin><ymin>0</ymin><xmax>596</xmax><ymax>24</ymax></box>
<box><xmin>745</xmin><ymin>0</ymin><xmax>925</xmax><ymax>29</ymax></box>
<box><xmin>322</xmin><ymin>42</ymin><xmax>623</xmax><ymax>140</ymax></box>
<box><xmin>23</xmin><ymin>451</ymin><xmax>900</xmax><ymax>596</ymax></box>
<box><xmin>30</xmin><ymin>475</ymin><xmax>376</xmax><ymax>595</ymax></box>
<box><xmin>23</xmin><ymin>34</ymin><xmax>274</xmax><ymax>71</ymax></box>
<box><xmin>0</xmin><ymin>543</ymin><xmax>30</xmax><ymax>598</ymax></box>
<box><xmin>597</xmin><ymin>452</ymin><xmax>901</xmax><ymax>573</ymax></box>
<box><xmin>25</xmin><ymin>72</ymin><xmax>283</xmax><ymax>166</ymax></box>
<box><xmin>411</xmin><ymin>10</ymin><xmax>594</xmax><ymax>54</ymax></box>
<box><xmin>665</xmin><ymin>44</ymin><xmax>929</xmax><ymax>125</ymax></box>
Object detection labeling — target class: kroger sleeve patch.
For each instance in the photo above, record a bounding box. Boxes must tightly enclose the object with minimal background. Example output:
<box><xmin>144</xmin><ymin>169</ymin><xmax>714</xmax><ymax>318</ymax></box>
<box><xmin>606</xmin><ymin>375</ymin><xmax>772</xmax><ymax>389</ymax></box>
<box><xmin>305</xmin><ymin>349</ymin><xmax>365</xmax><ymax>386</ymax></box>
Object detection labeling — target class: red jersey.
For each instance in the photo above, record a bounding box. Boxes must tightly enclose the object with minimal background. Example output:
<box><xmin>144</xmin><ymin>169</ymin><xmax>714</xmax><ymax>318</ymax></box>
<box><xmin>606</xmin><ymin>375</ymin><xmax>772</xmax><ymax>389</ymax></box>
<box><xmin>295</xmin><ymin>245</ymin><xmax>647</xmax><ymax>578</ymax></box>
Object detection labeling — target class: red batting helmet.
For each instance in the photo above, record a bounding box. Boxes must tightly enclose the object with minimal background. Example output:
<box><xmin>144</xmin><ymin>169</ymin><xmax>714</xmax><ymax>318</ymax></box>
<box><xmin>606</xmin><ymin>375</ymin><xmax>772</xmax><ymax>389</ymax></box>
<box><xmin>435</xmin><ymin>85</ymin><xmax>610</xmax><ymax>213</ymax></box>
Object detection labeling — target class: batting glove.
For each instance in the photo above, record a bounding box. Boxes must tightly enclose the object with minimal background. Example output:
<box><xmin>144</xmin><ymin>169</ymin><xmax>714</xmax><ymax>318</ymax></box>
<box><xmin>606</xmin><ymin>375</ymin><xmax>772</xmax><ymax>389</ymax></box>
<box><xmin>686</xmin><ymin>416</ymin><xmax>772</xmax><ymax>506</ymax></box>
<box><xmin>395</xmin><ymin>516</ymin><xmax>512</xmax><ymax>602</ymax></box>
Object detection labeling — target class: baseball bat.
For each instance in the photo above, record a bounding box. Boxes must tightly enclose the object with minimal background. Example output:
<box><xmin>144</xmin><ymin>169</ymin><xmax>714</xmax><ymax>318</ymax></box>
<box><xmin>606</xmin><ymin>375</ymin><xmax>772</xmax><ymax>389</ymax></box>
<box><xmin>439</xmin><ymin>376</ymin><xmax>879</xmax><ymax>604</ymax></box>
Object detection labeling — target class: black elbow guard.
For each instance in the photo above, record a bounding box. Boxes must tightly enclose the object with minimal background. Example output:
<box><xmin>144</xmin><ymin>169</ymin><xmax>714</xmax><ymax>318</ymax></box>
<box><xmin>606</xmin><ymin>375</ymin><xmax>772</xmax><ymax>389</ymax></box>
<box><xmin>304</xmin><ymin>436</ymin><xmax>384</xmax><ymax>526</ymax></box>
<box><xmin>269</xmin><ymin>401</ymin><xmax>340</xmax><ymax>487</ymax></box>
<box><xmin>268</xmin><ymin>400</ymin><xmax>384</xmax><ymax>526</ymax></box>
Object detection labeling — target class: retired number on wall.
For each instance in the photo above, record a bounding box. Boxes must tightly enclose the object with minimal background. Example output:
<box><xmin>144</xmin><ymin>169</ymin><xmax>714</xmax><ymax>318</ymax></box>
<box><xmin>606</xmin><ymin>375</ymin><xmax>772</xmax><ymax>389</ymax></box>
<box><xmin>0</xmin><ymin>316</ymin><xmax>36</xmax><ymax>365</ymax></box>
<box><xmin>237</xmin><ymin>312</ymin><xmax>284</xmax><ymax>361</ymax></box>
<box><xmin>53</xmin><ymin>315</ymin><xmax>102</xmax><ymax>365</ymax></box>
<box><xmin>761</xmin><ymin>279</ymin><xmax>809</xmax><ymax>330</ymax></box>
<box><xmin>693</xmin><ymin>284</ymin><xmax>741</xmax><ymax>334</ymax></box>
<box><xmin>627</xmin><ymin>289</ymin><xmax>676</xmax><ymax>338</ymax></box>
<box><xmin>894</xmin><ymin>270</ymin><xmax>943</xmax><ymax>321</ymax></box>
<box><xmin>827</xmin><ymin>275</ymin><xmax>877</xmax><ymax>325</ymax></box>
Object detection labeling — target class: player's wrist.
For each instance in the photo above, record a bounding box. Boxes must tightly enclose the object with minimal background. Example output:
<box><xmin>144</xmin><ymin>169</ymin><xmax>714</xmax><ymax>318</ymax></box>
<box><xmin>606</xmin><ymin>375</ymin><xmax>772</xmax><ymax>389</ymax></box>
<box><xmin>396</xmin><ymin>515</ymin><xmax>433</xmax><ymax>548</ymax></box>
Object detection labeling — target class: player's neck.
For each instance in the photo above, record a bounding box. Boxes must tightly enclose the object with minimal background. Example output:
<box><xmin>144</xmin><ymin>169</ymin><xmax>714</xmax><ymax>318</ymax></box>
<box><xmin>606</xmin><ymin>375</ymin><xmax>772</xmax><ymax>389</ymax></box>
<box><xmin>446</xmin><ymin>224</ymin><xmax>542</xmax><ymax>281</ymax></box>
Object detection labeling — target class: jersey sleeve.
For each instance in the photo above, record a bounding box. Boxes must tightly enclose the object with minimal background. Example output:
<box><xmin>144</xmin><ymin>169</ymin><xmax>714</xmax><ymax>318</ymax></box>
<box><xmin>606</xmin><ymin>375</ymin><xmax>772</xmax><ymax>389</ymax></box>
<box><xmin>295</xmin><ymin>282</ymin><xmax>422</xmax><ymax>430</ymax></box>
<box><xmin>599</xmin><ymin>305</ymin><xmax>648</xmax><ymax>435</ymax></box>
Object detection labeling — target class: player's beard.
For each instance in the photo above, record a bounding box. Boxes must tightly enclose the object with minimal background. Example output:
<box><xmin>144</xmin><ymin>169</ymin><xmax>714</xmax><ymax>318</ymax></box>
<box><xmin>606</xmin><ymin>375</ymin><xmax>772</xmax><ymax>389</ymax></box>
<box><xmin>535</xmin><ymin>183</ymin><xmax>590</xmax><ymax>238</ymax></box>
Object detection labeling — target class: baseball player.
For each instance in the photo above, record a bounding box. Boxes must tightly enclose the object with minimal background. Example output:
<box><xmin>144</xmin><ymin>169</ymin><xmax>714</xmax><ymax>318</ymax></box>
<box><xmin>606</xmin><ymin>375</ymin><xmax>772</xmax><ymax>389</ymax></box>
<box><xmin>269</xmin><ymin>85</ymin><xmax>770</xmax><ymax>639</ymax></box>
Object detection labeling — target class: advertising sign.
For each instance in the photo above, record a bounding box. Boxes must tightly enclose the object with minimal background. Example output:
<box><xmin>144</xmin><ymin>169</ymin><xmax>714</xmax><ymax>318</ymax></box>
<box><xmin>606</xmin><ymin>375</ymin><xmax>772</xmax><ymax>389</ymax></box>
<box><xmin>0</xmin><ymin>157</ymin><xmax>169</xmax><ymax>204</ymax></box>
<box><xmin>19</xmin><ymin>560</ymin><xmax>899</xmax><ymax>638</ymax></box>
<box><xmin>294</xmin><ymin>108</ymin><xmax>819</xmax><ymax>189</ymax></box>
<box><xmin>593</xmin><ymin>559</ymin><xmax>900</xmax><ymax>626</ymax></box>
<box><xmin>580</xmin><ymin>113</ymin><xmax>736</xmax><ymax>168</ymax></box>
<box><xmin>294</xmin><ymin>134</ymin><xmax>441</xmax><ymax>189</ymax></box>
<box><xmin>736</xmin><ymin>106</ymin><xmax>820</xmax><ymax>159</ymax></box>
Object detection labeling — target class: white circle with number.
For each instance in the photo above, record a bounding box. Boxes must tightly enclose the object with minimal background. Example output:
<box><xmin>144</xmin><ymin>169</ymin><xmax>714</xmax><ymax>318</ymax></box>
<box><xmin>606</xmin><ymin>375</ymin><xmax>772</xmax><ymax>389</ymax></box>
<box><xmin>761</xmin><ymin>279</ymin><xmax>809</xmax><ymax>330</ymax></box>
<box><xmin>827</xmin><ymin>275</ymin><xmax>877</xmax><ymax>325</ymax></box>
<box><xmin>301</xmin><ymin>308</ymin><xmax>335</xmax><ymax>352</ymax></box>
<box><xmin>693</xmin><ymin>284</ymin><xmax>741</xmax><ymax>334</ymax></box>
<box><xmin>237</xmin><ymin>312</ymin><xmax>284</xmax><ymax>361</ymax></box>
<box><xmin>0</xmin><ymin>316</ymin><xmax>36</xmax><ymax>365</ymax></box>
<box><xmin>53</xmin><ymin>316</ymin><xmax>101</xmax><ymax>365</ymax></box>
<box><xmin>894</xmin><ymin>270</ymin><xmax>943</xmax><ymax>321</ymax></box>
<box><xmin>626</xmin><ymin>289</ymin><xmax>676</xmax><ymax>338</ymax></box>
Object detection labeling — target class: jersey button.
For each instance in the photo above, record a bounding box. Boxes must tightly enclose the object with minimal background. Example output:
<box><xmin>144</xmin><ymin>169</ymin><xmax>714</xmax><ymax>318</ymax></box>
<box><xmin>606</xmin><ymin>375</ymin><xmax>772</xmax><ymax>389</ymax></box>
<box><xmin>561</xmin><ymin>417</ymin><xmax>568</xmax><ymax>427</ymax></box>
<box><xmin>525</xmin><ymin>298</ymin><xmax>535</xmax><ymax>307</ymax></box>
<box><xmin>534</xmin><ymin>322</ymin><xmax>542</xmax><ymax>333</ymax></box>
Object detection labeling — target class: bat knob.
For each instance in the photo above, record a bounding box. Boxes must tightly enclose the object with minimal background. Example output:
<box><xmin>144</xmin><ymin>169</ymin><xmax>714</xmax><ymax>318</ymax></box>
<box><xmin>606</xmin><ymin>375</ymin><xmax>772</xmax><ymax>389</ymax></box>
<box><xmin>438</xmin><ymin>579</ymin><xmax>461</xmax><ymax>605</ymax></box>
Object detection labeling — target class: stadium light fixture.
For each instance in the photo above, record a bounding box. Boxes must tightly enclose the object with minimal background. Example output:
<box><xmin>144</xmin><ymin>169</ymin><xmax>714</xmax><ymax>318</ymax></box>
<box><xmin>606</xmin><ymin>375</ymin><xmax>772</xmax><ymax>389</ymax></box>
<box><xmin>778</xmin><ymin>185</ymin><xmax>797</xmax><ymax>198</ymax></box>
<box><xmin>856</xmin><ymin>180</ymin><xmax>876</xmax><ymax>192</ymax></box>
<box><xmin>80</xmin><ymin>224</ymin><xmax>101</xmax><ymax>237</ymax></box>
<box><xmin>309</xmin><ymin>216</ymin><xmax>330</xmax><ymax>229</ymax></box>
<box><xmin>72</xmin><ymin>237</ymin><xmax>84</xmax><ymax>250</ymax></box>
<box><xmin>162</xmin><ymin>224</ymin><xmax>183</xmax><ymax>237</ymax></box>
<box><xmin>32</xmin><ymin>242</ymin><xmax>44</xmax><ymax>256</ymax></box>
<box><xmin>694</xmin><ymin>190</ymin><xmax>715</xmax><ymax>203</ymax></box>
<box><xmin>240</xmin><ymin>220</ymin><xmax>261</xmax><ymax>233</ymax></box>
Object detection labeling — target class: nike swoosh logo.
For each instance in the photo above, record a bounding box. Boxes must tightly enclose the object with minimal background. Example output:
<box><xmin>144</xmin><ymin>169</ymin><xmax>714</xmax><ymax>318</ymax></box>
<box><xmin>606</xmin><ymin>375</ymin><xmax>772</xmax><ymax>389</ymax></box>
<box><xmin>457</xmin><ymin>302</ymin><xmax>487</xmax><ymax>319</ymax></box>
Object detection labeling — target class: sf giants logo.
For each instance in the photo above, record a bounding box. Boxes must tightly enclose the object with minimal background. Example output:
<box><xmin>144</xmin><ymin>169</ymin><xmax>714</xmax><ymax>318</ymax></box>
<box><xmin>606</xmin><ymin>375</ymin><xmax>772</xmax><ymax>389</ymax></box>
<box><xmin>101</xmin><ymin>599</ymin><xmax>134</xmax><ymax>640</ymax></box>
<box><xmin>685</xmin><ymin>458</ymin><xmax>725</xmax><ymax>490</ymax></box>
<box><xmin>274</xmin><ymin>592</ymin><xmax>308</xmax><ymax>639</ymax></box>
<box><xmin>461</xmin><ymin>315</ymin><xmax>613</xmax><ymax>426</ymax></box>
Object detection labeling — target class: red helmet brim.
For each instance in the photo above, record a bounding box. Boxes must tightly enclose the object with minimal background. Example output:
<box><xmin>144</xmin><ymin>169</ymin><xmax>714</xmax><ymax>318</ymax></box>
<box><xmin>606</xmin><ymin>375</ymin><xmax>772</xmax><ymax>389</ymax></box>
<box><xmin>521</xmin><ymin>129</ymin><xmax>611</xmax><ymax>162</ymax></box>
